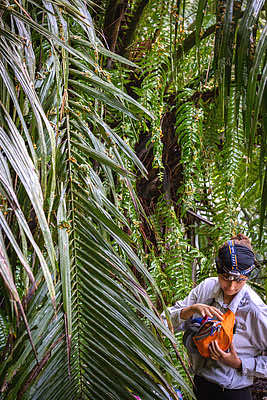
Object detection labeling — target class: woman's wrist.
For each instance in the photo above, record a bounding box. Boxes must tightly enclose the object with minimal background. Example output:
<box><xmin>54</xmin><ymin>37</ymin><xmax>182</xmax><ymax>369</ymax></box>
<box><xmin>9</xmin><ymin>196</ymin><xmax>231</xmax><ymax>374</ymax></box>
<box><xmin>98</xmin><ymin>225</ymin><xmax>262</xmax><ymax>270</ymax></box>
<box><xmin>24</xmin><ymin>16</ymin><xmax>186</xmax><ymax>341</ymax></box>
<box><xmin>235</xmin><ymin>358</ymin><xmax>242</xmax><ymax>370</ymax></box>
<box><xmin>180</xmin><ymin>306</ymin><xmax>194</xmax><ymax>320</ymax></box>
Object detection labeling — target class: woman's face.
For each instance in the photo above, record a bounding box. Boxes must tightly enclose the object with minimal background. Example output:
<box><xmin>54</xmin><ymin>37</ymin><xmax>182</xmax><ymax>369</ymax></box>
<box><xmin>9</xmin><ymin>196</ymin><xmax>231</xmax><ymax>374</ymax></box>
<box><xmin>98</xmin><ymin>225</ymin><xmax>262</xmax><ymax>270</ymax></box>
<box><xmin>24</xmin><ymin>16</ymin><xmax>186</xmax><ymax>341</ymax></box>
<box><xmin>218</xmin><ymin>274</ymin><xmax>248</xmax><ymax>298</ymax></box>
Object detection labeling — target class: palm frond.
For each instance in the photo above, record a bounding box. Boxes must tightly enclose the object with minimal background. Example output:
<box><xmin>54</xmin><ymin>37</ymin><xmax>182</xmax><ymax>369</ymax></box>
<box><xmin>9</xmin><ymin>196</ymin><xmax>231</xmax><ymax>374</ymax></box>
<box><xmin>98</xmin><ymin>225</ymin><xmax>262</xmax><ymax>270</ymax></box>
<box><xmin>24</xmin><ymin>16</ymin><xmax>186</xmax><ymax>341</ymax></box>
<box><xmin>0</xmin><ymin>1</ymin><xmax>194</xmax><ymax>399</ymax></box>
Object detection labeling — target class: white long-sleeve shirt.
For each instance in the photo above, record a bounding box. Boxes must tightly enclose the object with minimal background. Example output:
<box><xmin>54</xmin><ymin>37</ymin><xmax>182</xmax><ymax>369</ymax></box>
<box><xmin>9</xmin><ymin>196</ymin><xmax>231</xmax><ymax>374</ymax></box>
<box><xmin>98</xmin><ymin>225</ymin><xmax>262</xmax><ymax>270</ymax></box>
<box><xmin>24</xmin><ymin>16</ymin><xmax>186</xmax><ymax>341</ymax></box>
<box><xmin>163</xmin><ymin>277</ymin><xmax>267</xmax><ymax>389</ymax></box>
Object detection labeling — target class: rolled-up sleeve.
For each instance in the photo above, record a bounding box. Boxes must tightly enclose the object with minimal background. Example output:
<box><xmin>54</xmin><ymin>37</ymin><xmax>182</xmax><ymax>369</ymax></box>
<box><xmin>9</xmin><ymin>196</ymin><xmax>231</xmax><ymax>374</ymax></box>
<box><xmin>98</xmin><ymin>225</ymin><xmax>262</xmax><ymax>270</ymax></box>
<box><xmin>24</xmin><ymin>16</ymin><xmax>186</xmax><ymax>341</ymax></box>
<box><xmin>161</xmin><ymin>281</ymin><xmax>206</xmax><ymax>332</ymax></box>
<box><xmin>240</xmin><ymin>355</ymin><xmax>267</xmax><ymax>377</ymax></box>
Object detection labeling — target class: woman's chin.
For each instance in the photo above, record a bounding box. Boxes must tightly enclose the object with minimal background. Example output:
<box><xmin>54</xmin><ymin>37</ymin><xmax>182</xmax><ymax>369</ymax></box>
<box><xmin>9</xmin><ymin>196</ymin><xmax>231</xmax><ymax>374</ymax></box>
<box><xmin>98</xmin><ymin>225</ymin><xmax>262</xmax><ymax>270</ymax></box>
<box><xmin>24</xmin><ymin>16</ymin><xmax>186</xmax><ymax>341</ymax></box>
<box><xmin>223</xmin><ymin>290</ymin><xmax>237</xmax><ymax>298</ymax></box>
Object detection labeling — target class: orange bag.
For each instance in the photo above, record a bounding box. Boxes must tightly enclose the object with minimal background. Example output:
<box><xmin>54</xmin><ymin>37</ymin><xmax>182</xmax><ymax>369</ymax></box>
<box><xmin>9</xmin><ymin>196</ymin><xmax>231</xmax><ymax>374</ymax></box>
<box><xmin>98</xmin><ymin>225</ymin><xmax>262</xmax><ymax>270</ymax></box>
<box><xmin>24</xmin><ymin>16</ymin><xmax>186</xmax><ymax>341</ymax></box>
<box><xmin>192</xmin><ymin>309</ymin><xmax>235</xmax><ymax>358</ymax></box>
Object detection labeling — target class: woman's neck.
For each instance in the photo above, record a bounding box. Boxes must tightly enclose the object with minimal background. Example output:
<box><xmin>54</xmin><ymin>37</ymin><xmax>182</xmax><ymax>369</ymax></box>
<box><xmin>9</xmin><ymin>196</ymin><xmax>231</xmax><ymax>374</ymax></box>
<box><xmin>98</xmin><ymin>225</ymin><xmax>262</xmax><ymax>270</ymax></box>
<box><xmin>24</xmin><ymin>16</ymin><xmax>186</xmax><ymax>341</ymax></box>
<box><xmin>223</xmin><ymin>294</ymin><xmax>235</xmax><ymax>304</ymax></box>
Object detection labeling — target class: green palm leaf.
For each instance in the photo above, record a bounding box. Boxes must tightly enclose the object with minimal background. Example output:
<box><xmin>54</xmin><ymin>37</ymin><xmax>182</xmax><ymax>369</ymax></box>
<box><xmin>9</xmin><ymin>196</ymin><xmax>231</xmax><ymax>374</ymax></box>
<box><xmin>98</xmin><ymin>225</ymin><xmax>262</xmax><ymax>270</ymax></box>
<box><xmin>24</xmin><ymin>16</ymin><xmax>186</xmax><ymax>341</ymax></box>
<box><xmin>0</xmin><ymin>1</ymin><xmax>193</xmax><ymax>400</ymax></box>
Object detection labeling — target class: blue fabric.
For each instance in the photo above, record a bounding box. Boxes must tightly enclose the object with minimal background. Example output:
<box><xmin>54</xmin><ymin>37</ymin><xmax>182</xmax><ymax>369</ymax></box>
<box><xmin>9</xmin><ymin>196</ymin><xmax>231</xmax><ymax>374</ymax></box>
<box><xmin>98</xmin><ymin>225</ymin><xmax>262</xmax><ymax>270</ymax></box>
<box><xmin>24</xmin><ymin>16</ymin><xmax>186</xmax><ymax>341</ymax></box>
<box><xmin>167</xmin><ymin>388</ymin><xmax>183</xmax><ymax>400</ymax></box>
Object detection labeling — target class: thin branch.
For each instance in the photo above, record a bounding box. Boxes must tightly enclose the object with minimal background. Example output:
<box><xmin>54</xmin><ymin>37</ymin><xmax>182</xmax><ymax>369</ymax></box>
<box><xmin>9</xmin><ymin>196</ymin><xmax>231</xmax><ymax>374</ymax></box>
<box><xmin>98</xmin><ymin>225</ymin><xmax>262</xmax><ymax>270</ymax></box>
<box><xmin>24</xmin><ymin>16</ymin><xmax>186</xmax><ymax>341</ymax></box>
<box><xmin>175</xmin><ymin>24</ymin><xmax>216</xmax><ymax>62</ymax></box>
<box><xmin>187</xmin><ymin>209</ymin><xmax>215</xmax><ymax>226</ymax></box>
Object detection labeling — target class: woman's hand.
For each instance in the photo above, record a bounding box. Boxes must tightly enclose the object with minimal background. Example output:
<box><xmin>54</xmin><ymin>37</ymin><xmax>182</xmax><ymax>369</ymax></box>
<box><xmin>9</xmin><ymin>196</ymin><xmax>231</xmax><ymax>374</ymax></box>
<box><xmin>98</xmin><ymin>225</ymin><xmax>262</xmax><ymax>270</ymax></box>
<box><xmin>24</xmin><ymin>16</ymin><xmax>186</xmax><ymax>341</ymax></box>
<box><xmin>180</xmin><ymin>303</ymin><xmax>224</xmax><ymax>321</ymax></box>
<box><xmin>193</xmin><ymin>304</ymin><xmax>224</xmax><ymax>320</ymax></box>
<box><xmin>209</xmin><ymin>341</ymin><xmax>242</xmax><ymax>369</ymax></box>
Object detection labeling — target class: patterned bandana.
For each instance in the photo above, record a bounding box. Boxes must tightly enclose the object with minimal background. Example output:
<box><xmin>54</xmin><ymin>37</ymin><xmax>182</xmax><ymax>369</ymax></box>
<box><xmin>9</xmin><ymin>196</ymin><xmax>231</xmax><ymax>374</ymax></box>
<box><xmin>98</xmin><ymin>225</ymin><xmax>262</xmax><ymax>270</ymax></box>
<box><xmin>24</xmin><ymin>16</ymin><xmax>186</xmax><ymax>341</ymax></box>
<box><xmin>216</xmin><ymin>241</ymin><xmax>255</xmax><ymax>276</ymax></box>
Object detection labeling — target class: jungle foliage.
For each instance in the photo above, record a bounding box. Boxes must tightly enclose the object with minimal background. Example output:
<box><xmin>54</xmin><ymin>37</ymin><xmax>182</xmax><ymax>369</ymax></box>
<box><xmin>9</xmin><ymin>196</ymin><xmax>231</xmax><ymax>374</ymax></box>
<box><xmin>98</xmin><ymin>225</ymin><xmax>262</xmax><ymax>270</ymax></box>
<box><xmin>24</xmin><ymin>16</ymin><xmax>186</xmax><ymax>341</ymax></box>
<box><xmin>101</xmin><ymin>0</ymin><xmax>267</xmax><ymax>299</ymax></box>
<box><xmin>0</xmin><ymin>0</ymin><xmax>266</xmax><ymax>399</ymax></box>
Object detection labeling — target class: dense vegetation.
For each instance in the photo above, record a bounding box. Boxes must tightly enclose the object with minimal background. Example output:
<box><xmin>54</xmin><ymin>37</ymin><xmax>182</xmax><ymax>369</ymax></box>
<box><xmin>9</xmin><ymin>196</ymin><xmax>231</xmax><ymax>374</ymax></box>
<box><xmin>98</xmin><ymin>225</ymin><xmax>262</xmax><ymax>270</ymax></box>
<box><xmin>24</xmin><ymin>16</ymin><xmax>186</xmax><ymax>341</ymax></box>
<box><xmin>0</xmin><ymin>0</ymin><xmax>266</xmax><ymax>399</ymax></box>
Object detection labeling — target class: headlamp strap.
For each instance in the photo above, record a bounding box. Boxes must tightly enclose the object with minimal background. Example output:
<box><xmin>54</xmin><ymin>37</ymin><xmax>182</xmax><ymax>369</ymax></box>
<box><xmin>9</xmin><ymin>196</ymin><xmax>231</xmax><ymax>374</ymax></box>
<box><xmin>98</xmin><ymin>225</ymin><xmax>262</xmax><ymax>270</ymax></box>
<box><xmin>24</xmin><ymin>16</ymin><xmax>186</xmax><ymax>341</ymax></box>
<box><xmin>227</xmin><ymin>240</ymin><xmax>238</xmax><ymax>271</ymax></box>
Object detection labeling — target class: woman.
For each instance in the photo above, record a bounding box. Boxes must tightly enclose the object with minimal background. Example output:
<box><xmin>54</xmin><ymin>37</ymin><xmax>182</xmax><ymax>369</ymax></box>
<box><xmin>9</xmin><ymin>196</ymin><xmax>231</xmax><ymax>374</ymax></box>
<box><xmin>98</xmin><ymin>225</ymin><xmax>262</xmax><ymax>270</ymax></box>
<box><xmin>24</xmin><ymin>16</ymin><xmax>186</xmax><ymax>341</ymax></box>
<box><xmin>163</xmin><ymin>234</ymin><xmax>267</xmax><ymax>400</ymax></box>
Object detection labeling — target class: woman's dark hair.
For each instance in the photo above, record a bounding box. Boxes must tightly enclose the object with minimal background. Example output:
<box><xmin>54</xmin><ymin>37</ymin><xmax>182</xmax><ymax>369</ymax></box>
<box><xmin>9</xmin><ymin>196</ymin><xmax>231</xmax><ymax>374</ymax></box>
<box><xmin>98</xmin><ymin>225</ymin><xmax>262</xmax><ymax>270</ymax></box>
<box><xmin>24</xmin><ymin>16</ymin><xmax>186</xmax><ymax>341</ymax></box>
<box><xmin>219</xmin><ymin>233</ymin><xmax>253</xmax><ymax>253</ymax></box>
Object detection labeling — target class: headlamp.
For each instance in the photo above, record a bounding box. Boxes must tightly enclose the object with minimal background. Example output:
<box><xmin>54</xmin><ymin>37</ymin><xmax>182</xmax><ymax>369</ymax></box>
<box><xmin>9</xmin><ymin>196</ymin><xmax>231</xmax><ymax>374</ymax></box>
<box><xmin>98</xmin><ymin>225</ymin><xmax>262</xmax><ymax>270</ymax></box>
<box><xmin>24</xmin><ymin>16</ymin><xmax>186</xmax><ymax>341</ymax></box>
<box><xmin>219</xmin><ymin>273</ymin><xmax>247</xmax><ymax>282</ymax></box>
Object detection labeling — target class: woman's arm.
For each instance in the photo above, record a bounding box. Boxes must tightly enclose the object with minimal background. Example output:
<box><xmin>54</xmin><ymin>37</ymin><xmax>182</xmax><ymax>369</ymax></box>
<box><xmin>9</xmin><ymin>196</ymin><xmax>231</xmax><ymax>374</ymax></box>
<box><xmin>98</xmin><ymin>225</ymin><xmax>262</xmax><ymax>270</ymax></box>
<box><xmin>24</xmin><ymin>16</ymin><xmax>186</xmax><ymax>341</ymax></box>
<box><xmin>161</xmin><ymin>278</ymin><xmax>223</xmax><ymax>331</ymax></box>
<box><xmin>209</xmin><ymin>301</ymin><xmax>267</xmax><ymax>375</ymax></box>
<box><xmin>239</xmin><ymin>305</ymin><xmax>267</xmax><ymax>378</ymax></box>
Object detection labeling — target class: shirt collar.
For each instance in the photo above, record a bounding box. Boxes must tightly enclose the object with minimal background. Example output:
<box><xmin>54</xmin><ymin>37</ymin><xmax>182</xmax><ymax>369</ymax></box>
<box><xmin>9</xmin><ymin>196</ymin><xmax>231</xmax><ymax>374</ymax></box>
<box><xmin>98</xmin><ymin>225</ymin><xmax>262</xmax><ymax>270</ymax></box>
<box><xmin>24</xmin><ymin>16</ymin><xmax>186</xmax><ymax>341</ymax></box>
<box><xmin>227</xmin><ymin>285</ymin><xmax>247</xmax><ymax>313</ymax></box>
